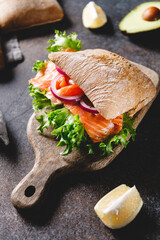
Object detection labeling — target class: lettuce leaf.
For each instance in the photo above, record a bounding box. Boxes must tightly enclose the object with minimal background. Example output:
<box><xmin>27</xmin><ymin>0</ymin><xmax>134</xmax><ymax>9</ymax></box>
<box><xmin>47</xmin><ymin>30</ymin><xmax>82</xmax><ymax>53</ymax></box>
<box><xmin>29</xmin><ymin>83</ymin><xmax>55</xmax><ymax>112</ymax></box>
<box><xmin>32</xmin><ymin>60</ymin><xmax>45</xmax><ymax>72</ymax></box>
<box><xmin>29</xmin><ymin>84</ymin><xmax>136</xmax><ymax>156</ymax></box>
<box><xmin>37</xmin><ymin>108</ymin><xmax>87</xmax><ymax>155</ymax></box>
<box><xmin>99</xmin><ymin>114</ymin><xmax>136</xmax><ymax>155</ymax></box>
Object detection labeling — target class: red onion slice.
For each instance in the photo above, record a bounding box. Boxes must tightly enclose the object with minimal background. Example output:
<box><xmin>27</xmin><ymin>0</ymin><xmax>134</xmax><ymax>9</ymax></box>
<box><xmin>80</xmin><ymin>98</ymin><xmax>99</xmax><ymax>114</ymax></box>
<box><xmin>50</xmin><ymin>77</ymin><xmax>83</xmax><ymax>103</ymax></box>
<box><xmin>55</xmin><ymin>65</ymin><xmax>68</xmax><ymax>77</ymax></box>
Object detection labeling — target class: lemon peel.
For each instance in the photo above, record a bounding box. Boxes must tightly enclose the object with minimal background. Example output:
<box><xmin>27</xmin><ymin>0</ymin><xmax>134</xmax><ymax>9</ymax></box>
<box><xmin>82</xmin><ymin>1</ymin><xmax>107</xmax><ymax>29</ymax></box>
<box><xmin>94</xmin><ymin>184</ymin><xmax>143</xmax><ymax>229</ymax></box>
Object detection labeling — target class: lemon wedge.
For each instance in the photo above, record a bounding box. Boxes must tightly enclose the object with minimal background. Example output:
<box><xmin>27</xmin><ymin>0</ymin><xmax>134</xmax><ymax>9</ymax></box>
<box><xmin>94</xmin><ymin>184</ymin><xmax>143</xmax><ymax>229</ymax></box>
<box><xmin>82</xmin><ymin>1</ymin><xmax>107</xmax><ymax>29</ymax></box>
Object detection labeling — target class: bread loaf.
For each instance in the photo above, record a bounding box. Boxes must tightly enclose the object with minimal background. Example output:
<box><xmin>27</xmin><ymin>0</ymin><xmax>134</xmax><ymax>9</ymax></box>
<box><xmin>0</xmin><ymin>0</ymin><xmax>63</xmax><ymax>33</ymax></box>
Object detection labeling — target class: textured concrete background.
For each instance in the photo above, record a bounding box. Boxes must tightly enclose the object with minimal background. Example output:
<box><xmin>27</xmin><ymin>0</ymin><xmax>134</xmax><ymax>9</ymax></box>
<box><xmin>0</xmin><ymin>0</ymin><xmax>160</xmax><ymax>239</ymax></box>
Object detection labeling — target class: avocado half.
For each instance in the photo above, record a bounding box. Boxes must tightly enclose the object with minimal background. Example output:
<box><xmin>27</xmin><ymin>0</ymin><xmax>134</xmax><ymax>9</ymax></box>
<box><xmin>119</xmin><ymin>2</ymin><xmax>160</xmax><ymax>33</ymax></box>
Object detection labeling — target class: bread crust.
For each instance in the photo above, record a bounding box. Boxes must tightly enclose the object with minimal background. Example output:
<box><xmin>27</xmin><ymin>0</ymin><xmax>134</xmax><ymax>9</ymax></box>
<box><xmin>49</xmin><ymin>49</ymin><xmax>156</xmax><ymax>119</ymax></box>
<box><xmin>0</xmin><ymin>0</ymin><xmax>63</xmax><ymax>33</ymax></box>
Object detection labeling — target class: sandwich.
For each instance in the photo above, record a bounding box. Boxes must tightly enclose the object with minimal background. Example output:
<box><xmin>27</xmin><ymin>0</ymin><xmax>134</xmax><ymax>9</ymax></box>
<box><xmin>29</xmin><ymin>30</ymin><xmax>156</xmax><ymax>155</ymax></box>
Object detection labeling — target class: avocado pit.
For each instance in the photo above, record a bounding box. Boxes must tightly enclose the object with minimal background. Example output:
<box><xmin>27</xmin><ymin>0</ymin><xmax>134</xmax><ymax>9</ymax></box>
<box><xmin>142</xmin><ymin>6</ymin><xmax>160</xmax><ymax>21</ymax></box>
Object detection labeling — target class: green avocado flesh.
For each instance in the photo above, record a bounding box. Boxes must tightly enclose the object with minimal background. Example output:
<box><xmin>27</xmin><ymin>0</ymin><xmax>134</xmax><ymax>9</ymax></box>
<box><xmin>119</xmin><ymin>2</ymin><xmax>160</xmax><ymax>33</ymax></box>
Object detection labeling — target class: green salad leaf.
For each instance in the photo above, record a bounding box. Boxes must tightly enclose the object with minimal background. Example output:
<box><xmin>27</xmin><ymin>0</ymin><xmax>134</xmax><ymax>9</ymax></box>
<box><xmin>99</xmin><ymin>114</ymin><xmax>136</xmax><ymax>155</ymax></box>
<box><xmin>29</xmin><ymin>84</ymin><xmax>136</xmax><ymax>156</ymax></box>
<box><xmin>47</xmin><ymin>30</ymin><xmax>82</xmax><ymax>53</ymax></box>
<box><xmin>37</xmin><ymin>108</ymin><xmax>87</xmax><ymax>155</ymax></box>
<box><xmin>32</xmin><ymin>60</ymin><xmax>45</xmax><ymax>72</ymax></box>
<box><xmin>29</xmin><ymin>83</ymin><xmax>55</xmax><ymax>112</ymax></box>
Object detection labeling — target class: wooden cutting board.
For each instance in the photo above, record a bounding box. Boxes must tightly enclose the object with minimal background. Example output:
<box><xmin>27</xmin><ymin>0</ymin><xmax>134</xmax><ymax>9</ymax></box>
<box><xmin>11</xmin><ymin>62</ymin><xmax>159</xmax><ymax>209</ymax></box>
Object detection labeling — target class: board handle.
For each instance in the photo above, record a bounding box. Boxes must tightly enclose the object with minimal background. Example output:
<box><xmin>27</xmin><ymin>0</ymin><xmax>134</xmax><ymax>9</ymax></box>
<box><xmin>11</xmin><ymin>159</ymin><xmax>69</xmax><ymax>209</ymax></box>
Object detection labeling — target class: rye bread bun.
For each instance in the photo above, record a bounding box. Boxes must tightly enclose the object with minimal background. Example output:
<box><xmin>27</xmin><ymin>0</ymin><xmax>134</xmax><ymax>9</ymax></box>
<box><xmin>49</xmin><ymin>49</ymin><xmax>156</xmax><ymax>120</ymax></box>
<box><xmin>0</xmin><ymin>0</ymin><xmax>63</xmax><ymax>33</ymax></box>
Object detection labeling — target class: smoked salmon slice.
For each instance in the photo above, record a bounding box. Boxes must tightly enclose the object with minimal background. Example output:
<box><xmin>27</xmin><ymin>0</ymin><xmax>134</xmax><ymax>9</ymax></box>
<box><xmin>64</xmin><ymin>103</ymin><xmax>123</xmax><ymax>142</ymax></box>
<box><xmin>55</xmin><ymin>75</ymin><xmax>83</xmax><ymax>96</ymax></box>
<box><xmin>29</xmin><ymin>61</ymin><xmax>62</xmax><ymax>105</ymax></box>
<box><xmin>29</xmin><ymin>61</ymin><xmax>58</xmax><ymax>91</ymax></box>
<box><xmin>29</xmin><ymin>61</ymin><xmax>123</xmax><ymax>143</ymax></box>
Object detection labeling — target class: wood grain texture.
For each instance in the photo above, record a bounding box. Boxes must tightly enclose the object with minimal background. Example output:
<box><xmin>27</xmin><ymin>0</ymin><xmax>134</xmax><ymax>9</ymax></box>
<box><xmin>11</xmin><ymin>62</ymin><xmax>159</xmax><ymax>209</ymax></box>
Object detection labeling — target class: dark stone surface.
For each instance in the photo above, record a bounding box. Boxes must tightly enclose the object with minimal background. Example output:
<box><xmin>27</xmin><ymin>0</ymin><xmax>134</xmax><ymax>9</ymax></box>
<box><xmin>0</xmin><ymin>0</ymin><xmax>160</xmax><ymax>239</ymax></box>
